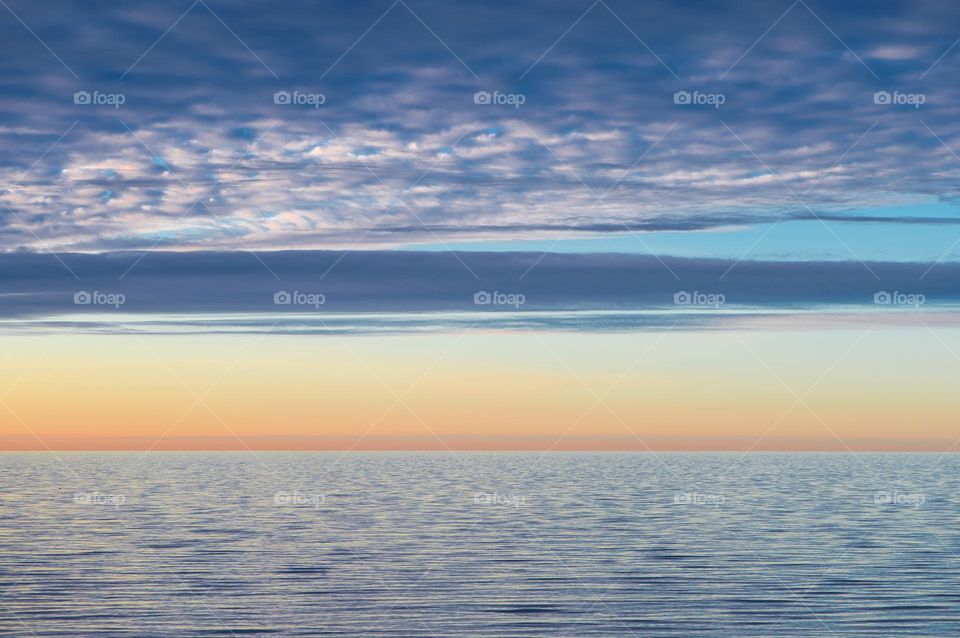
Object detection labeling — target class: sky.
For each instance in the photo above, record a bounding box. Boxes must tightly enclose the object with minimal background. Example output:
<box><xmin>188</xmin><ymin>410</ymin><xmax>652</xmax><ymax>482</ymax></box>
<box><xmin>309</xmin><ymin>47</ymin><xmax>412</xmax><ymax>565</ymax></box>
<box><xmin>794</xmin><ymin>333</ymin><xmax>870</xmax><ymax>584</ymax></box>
<box><xmin>1</xmin><ymin>0</ymin><xmax>960</xmax><ymax>450</ymax></box>
<box><xmin>2</xmin><ymin>0</ymin><xmax>960</xmax><ymax>256</ymax></box>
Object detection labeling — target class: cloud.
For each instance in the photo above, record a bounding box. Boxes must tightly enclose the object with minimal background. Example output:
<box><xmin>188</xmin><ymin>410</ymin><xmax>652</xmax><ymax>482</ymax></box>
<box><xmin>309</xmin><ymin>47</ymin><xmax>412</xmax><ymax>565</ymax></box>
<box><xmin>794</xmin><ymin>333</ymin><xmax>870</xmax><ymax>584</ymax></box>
<box><xmin>1</xmin><ymin>250</ymin><xmax>958</xmax><ymax>333</ymax></box>
<box><xmin>1</xmin><ymin>0</ymin><xmax>959</xmax><ymax>251</ymax></box>
<box><xmin>868</xmin><ymin>45</ymin><xmax>927</xmax><ymax>61</ymax></box>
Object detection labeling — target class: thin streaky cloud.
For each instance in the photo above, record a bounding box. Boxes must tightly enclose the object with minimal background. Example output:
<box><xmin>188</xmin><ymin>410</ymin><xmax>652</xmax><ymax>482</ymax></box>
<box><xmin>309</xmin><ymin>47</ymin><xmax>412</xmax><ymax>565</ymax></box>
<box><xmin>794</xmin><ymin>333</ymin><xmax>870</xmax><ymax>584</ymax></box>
<box><xmin>198</xmin><ymin>0</ymin><xmax>280</xmax><ymax>79</ymax></box>
<box><xmin>319</xmin><ymin>0</ymin><xmax>402</xmax><ymax>80</ymax></box>
<box><xmin>120</xmin><ymin>0</ymin><xmax>202</xmax><ymax>79</ymax></box>
<box><xmin>721</xmin><ymin>0</ymin><xmax>800</xmax><ymax>79</ymax></box>
<box><xmin>520</xmin><ymin>0</ymin><xmax>601</xmax><ymax>79</ymax></box>
<box><xmin>920</xmin><ymin>35</ymin><xmax>960</xmax><ymax>78</ymax></box>
<box><xmin>597</xmin><ymin>0</ymin><xmax>679</xmax><ymax>79</ymax></box>
<box><xmin>797</xmin><ymin>0</ymin><xmax>879</xmax><ymax>79</ymax></box>
<box><xmin>398</xmin><ymin>0</ymin><xmax>480</xmax><ymax>80</ymax></box>
<box><xmin>0</xmin><ymin>0</ymin><xmax>79</xmax><ymax>79</ymax></box>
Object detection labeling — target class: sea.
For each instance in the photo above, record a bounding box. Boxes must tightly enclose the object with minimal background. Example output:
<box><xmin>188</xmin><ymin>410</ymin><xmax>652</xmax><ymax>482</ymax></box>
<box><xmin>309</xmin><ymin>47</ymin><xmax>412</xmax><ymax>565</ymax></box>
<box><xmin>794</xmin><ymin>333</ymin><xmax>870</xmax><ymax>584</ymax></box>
<box><xmin>1</xmin><ymin>452</ymin><xmax>958</xmax><ymax>636</ymax></box>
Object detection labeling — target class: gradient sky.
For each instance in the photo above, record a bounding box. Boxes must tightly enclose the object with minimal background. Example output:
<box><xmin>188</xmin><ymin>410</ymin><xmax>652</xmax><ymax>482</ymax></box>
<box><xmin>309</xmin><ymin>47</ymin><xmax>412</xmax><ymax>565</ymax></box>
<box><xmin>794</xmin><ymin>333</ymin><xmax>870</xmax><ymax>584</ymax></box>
<box><xmin>3</xmin><ymin>327</ymin><xmax>960</xmax><ymax>451</ymax></box>
<box><xmin>2</xmin><ymin>0</ymin><xmax>959</xmax><ymax>450</ymax></box>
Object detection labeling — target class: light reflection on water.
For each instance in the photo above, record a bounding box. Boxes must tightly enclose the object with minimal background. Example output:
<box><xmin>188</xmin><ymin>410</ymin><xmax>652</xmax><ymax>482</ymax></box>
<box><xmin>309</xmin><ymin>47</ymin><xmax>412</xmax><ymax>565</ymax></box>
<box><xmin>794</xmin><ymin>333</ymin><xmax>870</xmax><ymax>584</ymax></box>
<box><xmin>1</xmin><ymin>452</ymin><xmax>958</xmax><ymax>636</ymax></box>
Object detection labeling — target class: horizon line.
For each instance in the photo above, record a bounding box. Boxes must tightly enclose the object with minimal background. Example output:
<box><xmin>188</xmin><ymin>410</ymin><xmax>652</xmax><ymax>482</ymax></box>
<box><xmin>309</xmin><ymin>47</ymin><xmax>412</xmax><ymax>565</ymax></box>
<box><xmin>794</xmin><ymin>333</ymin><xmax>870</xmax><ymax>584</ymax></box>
<box><xmin>4</xmin><ymin>434</ymin><xmax>958</xmax><ymax>453</ymax></box>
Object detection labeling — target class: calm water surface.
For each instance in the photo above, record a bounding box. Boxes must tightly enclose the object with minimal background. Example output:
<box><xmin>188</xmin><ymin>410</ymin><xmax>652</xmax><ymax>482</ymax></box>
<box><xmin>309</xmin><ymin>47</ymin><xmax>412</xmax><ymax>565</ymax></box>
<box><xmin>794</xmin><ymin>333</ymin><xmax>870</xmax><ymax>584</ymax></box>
<box><xmin>1</xmin><ymin>452</ymin><xmax>958</xmax><ymax>636</ymax></box>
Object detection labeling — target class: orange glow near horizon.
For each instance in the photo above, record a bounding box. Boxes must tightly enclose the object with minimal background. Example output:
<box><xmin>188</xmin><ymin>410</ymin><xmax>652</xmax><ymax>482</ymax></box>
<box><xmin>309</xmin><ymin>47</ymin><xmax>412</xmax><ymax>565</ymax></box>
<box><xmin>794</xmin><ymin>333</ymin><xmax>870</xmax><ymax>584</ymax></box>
<box><xmin>1</xmin><ymin>327</ymin><xmax>958</xmax><ymax>451</ymax></box>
